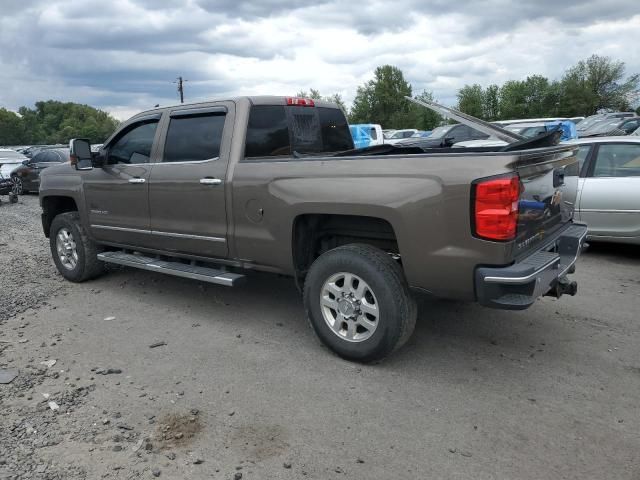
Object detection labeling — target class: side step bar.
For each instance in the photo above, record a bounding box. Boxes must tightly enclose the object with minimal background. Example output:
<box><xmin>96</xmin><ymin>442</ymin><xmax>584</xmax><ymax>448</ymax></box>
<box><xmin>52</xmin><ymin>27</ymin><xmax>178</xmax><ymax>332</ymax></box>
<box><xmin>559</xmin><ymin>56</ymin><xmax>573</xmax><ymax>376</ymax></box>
<box><xmin>97</xmin><ymin>251</ymin><xmax>245</xmax><ymax>287</ymax></box>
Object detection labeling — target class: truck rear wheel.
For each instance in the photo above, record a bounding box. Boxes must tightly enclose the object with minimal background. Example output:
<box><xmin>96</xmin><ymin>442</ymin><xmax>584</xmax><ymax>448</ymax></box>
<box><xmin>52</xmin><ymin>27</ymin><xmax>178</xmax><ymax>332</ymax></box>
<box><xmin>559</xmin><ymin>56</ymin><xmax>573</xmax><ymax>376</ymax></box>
<box><xmin>50</xmin><ymin>212</ymin><xmax>105</xmax><ymax>282</ymax></box>
<box><xmin>303</xmin><ymin>244</ymin><xmax>417</xmax><ymax>362</ymax></box>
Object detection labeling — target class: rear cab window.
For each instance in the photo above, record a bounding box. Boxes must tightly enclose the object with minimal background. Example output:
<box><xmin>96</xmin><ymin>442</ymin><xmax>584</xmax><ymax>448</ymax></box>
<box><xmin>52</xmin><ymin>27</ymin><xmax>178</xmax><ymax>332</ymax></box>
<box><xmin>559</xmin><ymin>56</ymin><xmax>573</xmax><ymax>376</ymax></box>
<box><xmin>244</xmin><ymin>103</ymin><xmax>353</xmax><ymax>159</ymax></box>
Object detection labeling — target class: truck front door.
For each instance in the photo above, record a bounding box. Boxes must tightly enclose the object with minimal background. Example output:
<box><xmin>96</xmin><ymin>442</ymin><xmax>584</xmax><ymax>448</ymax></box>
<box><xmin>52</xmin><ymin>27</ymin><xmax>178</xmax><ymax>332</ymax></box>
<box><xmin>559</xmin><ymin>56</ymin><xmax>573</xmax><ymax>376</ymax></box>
<box><xmin>83</xmin><ymin>116</ymin><xmax>161</xmax><ymax>247</ymax></box>
<box><xmin>147</xmin><ymin>103</ymin><xmax>233</xmax><ymax>258</ymax></box>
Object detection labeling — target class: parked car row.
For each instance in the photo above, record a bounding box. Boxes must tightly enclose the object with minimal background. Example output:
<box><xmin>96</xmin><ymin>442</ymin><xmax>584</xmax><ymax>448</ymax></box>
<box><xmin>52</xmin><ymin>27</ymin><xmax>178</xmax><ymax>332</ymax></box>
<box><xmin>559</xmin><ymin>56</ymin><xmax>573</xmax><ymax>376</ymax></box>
<box><xmin>0</xmin><ymin>145</ymin><xmax>71</xmax><ymax>196</ymax></box>
<box><xmin>576</xmin><ymin>112</ymin><xmax>637</xmax><ymax>137</ymax></box>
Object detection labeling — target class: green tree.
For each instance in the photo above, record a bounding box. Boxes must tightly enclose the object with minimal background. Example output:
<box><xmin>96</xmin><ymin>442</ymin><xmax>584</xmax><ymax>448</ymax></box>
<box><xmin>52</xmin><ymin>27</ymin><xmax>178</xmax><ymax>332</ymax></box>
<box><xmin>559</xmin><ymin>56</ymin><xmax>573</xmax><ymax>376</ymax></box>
<box><xmin>409</xmin><ymin>90</ymin><xmax>442</xmax><ymax>130</ymax></box>
<box><xmin>559</xmin><ymin>54</ymin><xmax>640</xmax><ymax>115</ymax></box>
<box><xmin>457</xmin><ymin>84</ymin><xmax>484</xmax><ymax>118</ymax></box>
<box><xmin>498</xmin><ymin>80</ymin><xmax>528</xmax><ymax>119</ymax></box>
<box><xmin>483</xmin><ymin>84</ymin><xmax>500</xmax><ymax>120</ymax></box>
<box><xmin>17</xmin><ymin>100</ymin><xmax>119</xmax><ymax>144</ymax></box>
<box><xmin>522</xmin><ymin>75</ymin><xmax>551</xmax><ymax>117</ymax></box>
<box><xmin>349</xmin><ymin>65</ymin><xmax>413</xmax><ymax>129</ymax></box>
<box><xmin>0</xmin><ymin>108</ymin><xmax>26</xmax><ymax>145</ymax></box>
<box><xmin>295</xmin><ymin>89</ymin><xmax>347</xmax><ymax>113</ymax></box>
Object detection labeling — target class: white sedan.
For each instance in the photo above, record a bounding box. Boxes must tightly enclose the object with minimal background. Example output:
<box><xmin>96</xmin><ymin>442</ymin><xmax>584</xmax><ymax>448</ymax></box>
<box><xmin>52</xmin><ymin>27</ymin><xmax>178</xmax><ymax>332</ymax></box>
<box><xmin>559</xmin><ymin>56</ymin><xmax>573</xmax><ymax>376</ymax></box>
<box><xmin>383</xmin><ymin>129</ymin><xmax>418</xmax><ymax>145</ymax></box>
<box><xmin>567</xmin><ymin>137</ymin><xmax>640</xmax><ymax>245</ymax></box>
<box><xmin>0</xmin><ymin>149</ymin><xmax>27</xmax><ymax>178</ymax></box>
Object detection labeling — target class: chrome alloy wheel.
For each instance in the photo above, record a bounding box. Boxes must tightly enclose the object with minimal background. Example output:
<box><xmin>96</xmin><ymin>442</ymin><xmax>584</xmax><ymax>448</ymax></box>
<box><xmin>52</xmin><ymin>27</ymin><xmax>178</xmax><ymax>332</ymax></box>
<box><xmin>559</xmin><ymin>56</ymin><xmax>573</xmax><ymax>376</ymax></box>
<box><xmin>320</xmin><ymin>272</ymin><xmax>379</xmax><ymax>342</ymax></box>
<box><xmin>11</xmin><ymin>176</ymin><xmax>23</xmax><ymax>195</ymax></box>
<box><xmin>56</xmin><ymin>228</ymin><xmax>78</xmax><ymax>270</ymax></box>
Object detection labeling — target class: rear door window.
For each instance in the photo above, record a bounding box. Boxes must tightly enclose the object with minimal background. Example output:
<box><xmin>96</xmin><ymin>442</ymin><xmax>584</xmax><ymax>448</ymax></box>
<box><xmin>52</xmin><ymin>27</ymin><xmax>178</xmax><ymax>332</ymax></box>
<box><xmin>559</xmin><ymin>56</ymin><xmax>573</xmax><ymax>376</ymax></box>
<box><xmin>576</xmin><ymin>145</ymin><xmax>591</xmax><ymax>174</ymax></box>
<box><xmin>163</xmin><ymin>113</ymin><xmax>226</xmax><ymax>162</ymax></box>
<box><xmin>245</xmin><ymin>106</ymin><xmax>291</xmax><ymax>158</ymax></box>
<box><xmin>592</xmin><ymin>144</ymin><xmax>640</xmax><ymax>177</ymax></box>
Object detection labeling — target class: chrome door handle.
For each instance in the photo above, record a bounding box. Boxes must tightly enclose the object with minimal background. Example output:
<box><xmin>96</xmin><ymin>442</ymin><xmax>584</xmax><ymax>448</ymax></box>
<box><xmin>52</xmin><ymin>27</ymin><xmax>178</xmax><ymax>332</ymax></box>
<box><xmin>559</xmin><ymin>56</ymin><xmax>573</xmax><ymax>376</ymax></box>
<box><xmin>128</xmin><ymin>178</ymin><xmax>146</xmax><ymax>184</ymax></box>
<box><xmin>200</xmin><ymin>178</ymin><xmax>222</xmax><ymax>185</ymax></box>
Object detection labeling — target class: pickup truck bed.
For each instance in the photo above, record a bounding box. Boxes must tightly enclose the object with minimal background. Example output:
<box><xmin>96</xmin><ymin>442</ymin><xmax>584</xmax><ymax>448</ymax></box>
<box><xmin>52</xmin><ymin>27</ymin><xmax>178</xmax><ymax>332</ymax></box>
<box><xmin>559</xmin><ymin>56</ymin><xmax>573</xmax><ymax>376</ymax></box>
<box><xmin>39</xmin><ymin>96</ymin><xmax>586</xmax><ymax>361</ymax></box>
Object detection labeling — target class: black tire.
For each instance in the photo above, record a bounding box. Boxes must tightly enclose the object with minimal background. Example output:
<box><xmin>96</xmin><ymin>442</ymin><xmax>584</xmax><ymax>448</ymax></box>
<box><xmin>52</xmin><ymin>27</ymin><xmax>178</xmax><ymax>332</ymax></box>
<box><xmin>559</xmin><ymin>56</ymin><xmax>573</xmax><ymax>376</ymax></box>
<box><xmin>303</xmin><ymin>244</ymin><xmax>417</xmax><ymax>362</ymax></box>
<box><xmin>49</xmin><ymin>211</ymin><xmax>105</xmax><ymax>282</ymax></box>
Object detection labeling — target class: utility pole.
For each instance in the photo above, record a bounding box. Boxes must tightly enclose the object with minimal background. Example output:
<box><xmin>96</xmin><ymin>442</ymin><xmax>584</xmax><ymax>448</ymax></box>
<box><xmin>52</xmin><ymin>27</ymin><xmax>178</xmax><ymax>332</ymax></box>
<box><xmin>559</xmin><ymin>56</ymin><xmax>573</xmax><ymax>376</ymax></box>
<box><xmin>174</xmin><ymin>76</ymin><xmax>188</xmax><ymax>103</ymax></box>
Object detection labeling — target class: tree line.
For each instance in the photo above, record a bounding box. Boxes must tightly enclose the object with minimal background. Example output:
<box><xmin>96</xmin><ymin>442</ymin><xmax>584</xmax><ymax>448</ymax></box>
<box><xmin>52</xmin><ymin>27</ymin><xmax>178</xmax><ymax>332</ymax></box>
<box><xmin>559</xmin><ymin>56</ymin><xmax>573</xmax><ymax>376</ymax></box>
<box><xmin>1</xmin><ymin>54</ymin><xmax>638</xmax><ymax>146</ymax></box>
<box><xmin>0</xmin><ymin>100</ymin><xmax>120</xmax><ymax>146</ymax></box>
<box><xmin>308</xmin><ymin>54</ymin><xmax>639</xmax><ymax>129</ymax></box>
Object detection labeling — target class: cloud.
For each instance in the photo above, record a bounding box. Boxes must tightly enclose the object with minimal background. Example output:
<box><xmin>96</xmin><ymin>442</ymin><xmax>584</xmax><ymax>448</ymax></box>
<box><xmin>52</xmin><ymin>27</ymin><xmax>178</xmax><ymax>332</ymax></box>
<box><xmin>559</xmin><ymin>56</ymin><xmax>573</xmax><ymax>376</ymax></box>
<box><xmin>0</xmin><ymin>0</ymin><xmax>638</xmax><ymax>120</ymax></box>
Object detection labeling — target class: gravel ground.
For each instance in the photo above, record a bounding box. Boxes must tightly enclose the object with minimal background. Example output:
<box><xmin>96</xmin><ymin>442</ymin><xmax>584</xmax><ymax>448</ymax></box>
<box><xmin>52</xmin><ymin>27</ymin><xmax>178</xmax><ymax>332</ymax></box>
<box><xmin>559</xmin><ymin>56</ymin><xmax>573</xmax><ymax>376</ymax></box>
<box><xmin>1</xmin><ymin>195</ymin><xmax>639</xmax><ymax>480</ymax></box>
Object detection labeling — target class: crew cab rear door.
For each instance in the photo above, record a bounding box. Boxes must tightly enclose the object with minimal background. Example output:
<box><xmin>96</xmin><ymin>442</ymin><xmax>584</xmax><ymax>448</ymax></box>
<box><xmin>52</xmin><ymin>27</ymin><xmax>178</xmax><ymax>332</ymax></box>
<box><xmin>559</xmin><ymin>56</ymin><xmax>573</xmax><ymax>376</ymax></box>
<box><xmin>147</xmin><ymin>102</ymin><xmax>233</xmax><ymax>258</ymax></box>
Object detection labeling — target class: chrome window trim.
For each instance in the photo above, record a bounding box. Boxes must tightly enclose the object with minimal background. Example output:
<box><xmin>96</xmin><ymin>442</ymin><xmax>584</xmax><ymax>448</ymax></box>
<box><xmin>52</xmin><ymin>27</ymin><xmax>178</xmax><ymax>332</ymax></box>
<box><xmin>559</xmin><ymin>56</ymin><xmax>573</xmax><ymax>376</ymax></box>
<box><xmin>148</xmin><ymin>156</ymin><xmax>219</xmax><ymax>166</ymax></box>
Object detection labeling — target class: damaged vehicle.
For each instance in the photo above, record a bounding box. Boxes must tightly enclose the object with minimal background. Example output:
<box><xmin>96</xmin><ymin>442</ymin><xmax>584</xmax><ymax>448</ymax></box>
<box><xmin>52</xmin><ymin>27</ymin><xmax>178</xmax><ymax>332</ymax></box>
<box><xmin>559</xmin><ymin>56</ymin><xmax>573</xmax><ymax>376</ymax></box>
<box><xmin>39</xmin><ymin>96</ymin><xmax>586</xmax><ymax>362</ymax></box>
<box><xmin>0</xmin><ymin>172</ymin><xmax>18</xmax><ymax>204</ymax></box>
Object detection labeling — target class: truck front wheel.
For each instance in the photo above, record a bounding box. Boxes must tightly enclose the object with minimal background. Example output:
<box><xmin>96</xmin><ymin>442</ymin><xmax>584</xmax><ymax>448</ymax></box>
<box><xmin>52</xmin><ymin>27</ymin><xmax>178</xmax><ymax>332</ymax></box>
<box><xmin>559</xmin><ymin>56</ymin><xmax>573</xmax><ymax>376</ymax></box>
<box><xmin>49</xmin><ymin>212</ymin><xmax>105</xmax><ymax>282</ymax></box>
<box><xmin>303</xmin><ymin>244</ymin><xmax>417</xmax><ymax>362</ymax></box>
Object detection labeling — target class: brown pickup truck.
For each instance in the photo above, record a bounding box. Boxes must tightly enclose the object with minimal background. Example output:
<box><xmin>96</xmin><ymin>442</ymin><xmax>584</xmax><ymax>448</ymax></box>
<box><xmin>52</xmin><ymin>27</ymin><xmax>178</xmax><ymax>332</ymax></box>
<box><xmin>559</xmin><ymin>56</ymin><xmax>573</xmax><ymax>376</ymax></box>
<box><xmin>39</xmin><ymin>96</ymin><xmax>587</xmax><ymax>361</ymax></box>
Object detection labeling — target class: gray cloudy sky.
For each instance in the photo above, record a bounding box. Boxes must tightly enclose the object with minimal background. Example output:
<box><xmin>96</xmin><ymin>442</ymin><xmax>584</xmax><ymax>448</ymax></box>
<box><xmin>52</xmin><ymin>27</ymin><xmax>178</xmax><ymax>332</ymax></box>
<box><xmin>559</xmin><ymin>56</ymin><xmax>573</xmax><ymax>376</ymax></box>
<box><xmin>1</xmin><ymin>0</ymin><xmax>639</xmax><ymax>119</ymax></box>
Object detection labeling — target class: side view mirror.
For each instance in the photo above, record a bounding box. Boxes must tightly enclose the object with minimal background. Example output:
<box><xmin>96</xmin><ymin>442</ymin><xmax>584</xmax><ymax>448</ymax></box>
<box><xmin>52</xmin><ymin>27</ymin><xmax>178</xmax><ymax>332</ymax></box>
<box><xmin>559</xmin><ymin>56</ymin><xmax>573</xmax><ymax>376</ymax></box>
<box><xmin>22</xmin><ymin>159</ymin><xmax>29</xmax><ymax>165</ymax></box>
<box><xmin>70</xmin><ymin>138</ymin><xmax>93</xmax><ymax>170</ymax></box>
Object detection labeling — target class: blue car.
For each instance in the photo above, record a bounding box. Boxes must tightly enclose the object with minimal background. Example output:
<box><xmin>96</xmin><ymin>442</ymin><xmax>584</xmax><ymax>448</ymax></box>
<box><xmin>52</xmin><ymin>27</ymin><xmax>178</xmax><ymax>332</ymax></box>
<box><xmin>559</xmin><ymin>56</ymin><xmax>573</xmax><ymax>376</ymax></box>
<box><xmin>349</xmin><ymin>124</ymin><xmax>383</xmax><ymax>149</ymax></box>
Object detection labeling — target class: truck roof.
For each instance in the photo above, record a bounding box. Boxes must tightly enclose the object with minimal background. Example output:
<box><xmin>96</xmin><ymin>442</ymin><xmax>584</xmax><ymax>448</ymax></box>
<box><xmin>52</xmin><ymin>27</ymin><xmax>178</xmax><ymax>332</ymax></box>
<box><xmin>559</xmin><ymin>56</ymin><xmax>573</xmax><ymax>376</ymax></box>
<box><xmin>135</xmin><ymin>96</ymin><xmax>342</xmax><ymax>118</ymax></box>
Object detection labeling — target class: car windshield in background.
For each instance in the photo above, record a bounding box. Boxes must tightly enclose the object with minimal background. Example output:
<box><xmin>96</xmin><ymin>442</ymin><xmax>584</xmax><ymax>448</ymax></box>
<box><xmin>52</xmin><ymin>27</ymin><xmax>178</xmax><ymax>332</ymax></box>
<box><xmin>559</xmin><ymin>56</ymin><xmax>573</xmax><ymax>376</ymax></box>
<box><xmin>587</xmin><ymin>120</ymin><xmax>624</xmax><ymax>135</ymax></box>
<box><xmin>577</xmin><ymin>116</ymin><xmax>606</xmax><ymax>130</ymax></box>
<box><xmin>427</xmin><ymin>125</ymin><xmax>455</xmax><ymax>139</ymax></box>
<box><xmin>520</xmin><ymin>126</ymin><xmax>547</xmax><ymax>138</ymax></box>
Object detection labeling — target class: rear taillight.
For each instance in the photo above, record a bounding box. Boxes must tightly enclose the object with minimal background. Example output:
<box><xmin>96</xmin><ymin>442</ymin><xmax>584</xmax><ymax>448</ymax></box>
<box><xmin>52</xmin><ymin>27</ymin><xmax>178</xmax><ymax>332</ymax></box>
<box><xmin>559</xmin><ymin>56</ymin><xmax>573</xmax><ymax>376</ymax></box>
<box><xmin>472</xmin><ymin>174</ymin><xmax>520</xmax><ymax>241</ymax></box>
<box><xmin>286</xmin><ymin>97</ymin><xmax>315</xmax><ymax>107</ymax></box>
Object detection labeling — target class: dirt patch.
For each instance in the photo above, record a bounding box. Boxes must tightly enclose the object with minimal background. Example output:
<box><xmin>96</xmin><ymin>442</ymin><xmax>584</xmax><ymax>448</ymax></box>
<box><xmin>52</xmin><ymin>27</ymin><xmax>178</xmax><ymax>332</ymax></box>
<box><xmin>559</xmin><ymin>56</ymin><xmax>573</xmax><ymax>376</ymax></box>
<box><xmin>155</xmin><ymin>411</ymin><xmax>203</xmax><ymax>449</ymax></box>
<box><xmin>227</xmin><ymin>424</ymin><xmax>289</xmax><ymax>462</ymax></box>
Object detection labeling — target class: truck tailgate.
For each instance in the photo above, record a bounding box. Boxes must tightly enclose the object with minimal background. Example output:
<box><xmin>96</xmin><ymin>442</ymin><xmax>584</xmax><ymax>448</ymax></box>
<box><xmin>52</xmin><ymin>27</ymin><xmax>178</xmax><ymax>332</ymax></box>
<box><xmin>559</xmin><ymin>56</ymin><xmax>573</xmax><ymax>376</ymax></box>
<box><xmin>513</xmin><ymin>146</ymin><xmax>580</xmax><ymax>257</ymax></box>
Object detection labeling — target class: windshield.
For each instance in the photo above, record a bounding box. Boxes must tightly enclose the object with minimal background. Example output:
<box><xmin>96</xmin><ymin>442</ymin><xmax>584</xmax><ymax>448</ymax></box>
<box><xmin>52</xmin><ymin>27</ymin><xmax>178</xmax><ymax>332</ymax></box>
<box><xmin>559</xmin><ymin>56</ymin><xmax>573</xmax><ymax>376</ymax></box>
<box><xmin>577</xmin><ymin>115</ymin><xmax>606</xmax><ymax>130</ymax></box>
<box><xmin>427</xmin><ymin>125</ymin><xmax>455</xmax><ymax>139</ymax></box>
<box><xmin>588</xmin><ymin>120</ymin><xmax>623</xmax><ymax>134</ymax></box>
<box><xmin>520</xmin><ymin>126</ymin><xmax>548</xmax><ymax>138</ymax></box>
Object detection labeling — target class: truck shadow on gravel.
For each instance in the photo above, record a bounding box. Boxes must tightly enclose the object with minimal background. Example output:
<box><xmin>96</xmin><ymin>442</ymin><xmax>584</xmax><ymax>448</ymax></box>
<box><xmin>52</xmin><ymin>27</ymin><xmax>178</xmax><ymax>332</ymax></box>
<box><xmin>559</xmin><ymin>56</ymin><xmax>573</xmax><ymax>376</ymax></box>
<box><xmin>583</xmin><ymin>241</ymin><xmax>640</xmax><ymax>263</ymax></box>
<box><xmin>98</xmin><ymin>266</ymin><xmax>559</xmax><ymax>376</ymax></box>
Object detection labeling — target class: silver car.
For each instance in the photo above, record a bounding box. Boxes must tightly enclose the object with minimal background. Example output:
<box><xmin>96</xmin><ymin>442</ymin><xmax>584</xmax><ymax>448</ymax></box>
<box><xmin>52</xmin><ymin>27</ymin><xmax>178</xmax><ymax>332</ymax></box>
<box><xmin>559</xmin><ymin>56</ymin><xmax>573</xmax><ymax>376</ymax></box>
<box><xmin>567</xmin><ymin>137</ymin><xmax>640</xmax><ymax>244</ymax></box>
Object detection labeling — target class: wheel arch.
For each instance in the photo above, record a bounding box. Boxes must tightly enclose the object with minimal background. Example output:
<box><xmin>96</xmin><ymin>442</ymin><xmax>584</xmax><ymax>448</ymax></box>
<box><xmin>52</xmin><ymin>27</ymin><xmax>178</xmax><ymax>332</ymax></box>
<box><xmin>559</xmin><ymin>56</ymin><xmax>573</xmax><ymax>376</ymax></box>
<box><xmin>41</xmin><ymin>195</ymin><xmax>80</xmax><ymax>238</ymax></box>
<box><xmin>291</xmin><ymin>213</ymin><xmax>401</xmax><ymax>289</ymax></box>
